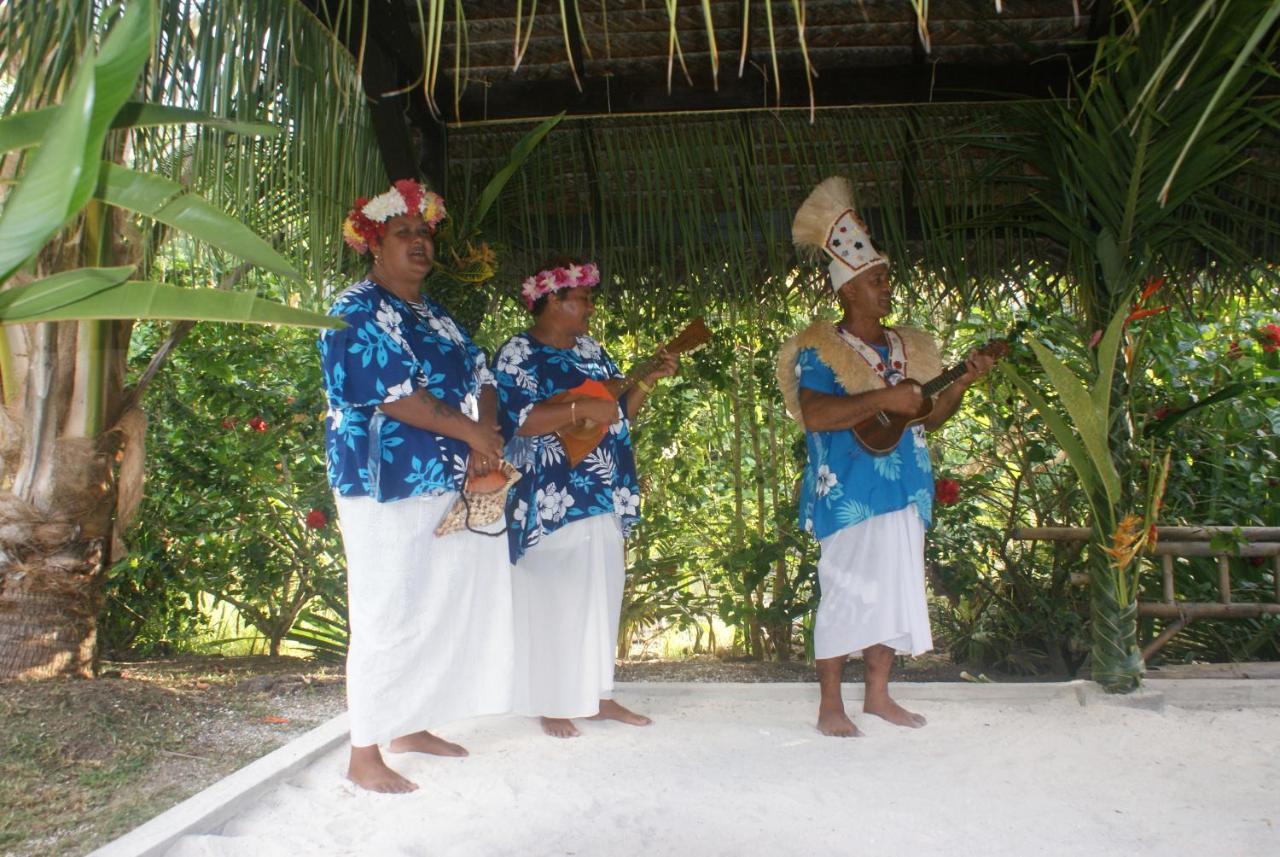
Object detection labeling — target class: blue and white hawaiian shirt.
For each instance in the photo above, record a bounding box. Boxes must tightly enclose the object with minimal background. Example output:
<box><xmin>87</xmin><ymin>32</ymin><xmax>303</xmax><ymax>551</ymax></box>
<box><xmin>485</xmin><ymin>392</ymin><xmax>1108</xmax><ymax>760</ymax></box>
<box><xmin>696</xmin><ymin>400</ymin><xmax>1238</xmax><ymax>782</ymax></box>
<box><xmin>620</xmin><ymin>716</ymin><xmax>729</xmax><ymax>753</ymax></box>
<box><xmin>318</xmin><ymin>279</ymin><xmax>495</xmax><ymax>501</ymax></box>
<box><xmin>796</xmin><ymin>344</ymin><xmax>934</xmax><ymax>541</ymax></box>
<box><xmin>494</xmin><ymin>332</ymin><xmax>641</xmax><ymax>563</ymax></box>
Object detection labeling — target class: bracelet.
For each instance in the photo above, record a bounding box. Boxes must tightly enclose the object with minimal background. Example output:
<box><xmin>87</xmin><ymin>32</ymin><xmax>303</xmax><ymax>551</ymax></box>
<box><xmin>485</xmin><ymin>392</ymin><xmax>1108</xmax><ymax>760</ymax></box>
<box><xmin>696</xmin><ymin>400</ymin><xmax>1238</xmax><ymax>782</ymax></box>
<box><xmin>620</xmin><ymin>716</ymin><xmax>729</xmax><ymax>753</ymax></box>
<box><xmin>570</xmin><ymin>401</ymin><xmax>577</xmax><ymax>423</ymax></box>
<box><xmin>637</xmin><ymin>378</ymin><xmax>654</xmax><ymax>394</ymax></box>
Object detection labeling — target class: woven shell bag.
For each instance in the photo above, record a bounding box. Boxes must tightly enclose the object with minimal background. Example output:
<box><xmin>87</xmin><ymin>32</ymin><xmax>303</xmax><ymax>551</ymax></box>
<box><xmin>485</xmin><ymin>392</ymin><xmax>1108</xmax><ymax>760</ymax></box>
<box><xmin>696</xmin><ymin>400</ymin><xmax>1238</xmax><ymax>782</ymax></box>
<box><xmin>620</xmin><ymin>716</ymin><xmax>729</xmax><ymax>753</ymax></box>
<box><xmin>434</xmin><ymin>460</ymin><xmax>521</xmax><ymax>537</ymax></box>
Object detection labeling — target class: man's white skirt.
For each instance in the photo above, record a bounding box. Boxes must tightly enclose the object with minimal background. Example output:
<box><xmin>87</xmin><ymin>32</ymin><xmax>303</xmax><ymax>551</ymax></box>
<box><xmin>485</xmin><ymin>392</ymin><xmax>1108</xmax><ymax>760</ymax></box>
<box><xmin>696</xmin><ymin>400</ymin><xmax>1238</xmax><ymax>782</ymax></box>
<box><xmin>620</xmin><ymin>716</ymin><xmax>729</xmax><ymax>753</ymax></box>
<box><xmin>814</xmin><ymin>505</ymin><xmax>933</xmax><ymax>660</ymax></box>
<box><xmin>335</xmin><ymin>492</ymin><xmax>514</xmax><ymax>747</ymax></box>
<box><xmin>511</xmin><ymin>514</ymin><xmax>625</xmax><ymax>718</ymax></box>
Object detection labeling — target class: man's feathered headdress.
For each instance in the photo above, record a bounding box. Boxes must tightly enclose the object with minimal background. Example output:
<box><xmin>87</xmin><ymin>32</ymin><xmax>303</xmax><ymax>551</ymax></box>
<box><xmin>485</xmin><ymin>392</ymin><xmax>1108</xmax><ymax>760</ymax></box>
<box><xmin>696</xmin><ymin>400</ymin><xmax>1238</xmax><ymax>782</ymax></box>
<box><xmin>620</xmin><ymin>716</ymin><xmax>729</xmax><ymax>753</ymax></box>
<box><xmin>791</xmin><ymin>176</ymin><xmax>887</xmax><ymax>291</ymax></box>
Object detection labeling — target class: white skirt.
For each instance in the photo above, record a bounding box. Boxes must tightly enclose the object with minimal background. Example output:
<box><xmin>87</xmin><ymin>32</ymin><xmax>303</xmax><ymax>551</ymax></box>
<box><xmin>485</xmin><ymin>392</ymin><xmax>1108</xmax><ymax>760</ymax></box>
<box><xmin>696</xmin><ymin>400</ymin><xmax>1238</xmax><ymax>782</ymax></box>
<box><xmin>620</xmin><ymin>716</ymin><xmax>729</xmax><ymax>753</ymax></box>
<box><xmin>335</xmin><ymin>492</ymin><xmax>514</xmax><ymax>747</ymax></box>
<box><xmin>511</xmin><ymin>514</ymin><xmax>625</xmax><ymax>718</ymax></box>
<box><xmin>813</xmin><ymin>505</ymin><xmax>933</xmax><ymax>660</ymax></box>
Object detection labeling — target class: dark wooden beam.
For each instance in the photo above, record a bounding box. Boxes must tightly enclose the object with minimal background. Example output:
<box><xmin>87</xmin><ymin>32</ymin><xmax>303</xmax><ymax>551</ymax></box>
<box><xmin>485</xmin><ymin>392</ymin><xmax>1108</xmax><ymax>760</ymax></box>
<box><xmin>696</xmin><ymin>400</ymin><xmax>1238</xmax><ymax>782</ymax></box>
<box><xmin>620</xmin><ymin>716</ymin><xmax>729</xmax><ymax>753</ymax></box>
<box><xmin>442</xmin><ymin>57</ymin><xmax>1076</xmax><ymax>124</ymax></box>
<box><xmin>301</xmin><ymin>1</ymin><xmax>447</xmax><ymax>192</ymax></box>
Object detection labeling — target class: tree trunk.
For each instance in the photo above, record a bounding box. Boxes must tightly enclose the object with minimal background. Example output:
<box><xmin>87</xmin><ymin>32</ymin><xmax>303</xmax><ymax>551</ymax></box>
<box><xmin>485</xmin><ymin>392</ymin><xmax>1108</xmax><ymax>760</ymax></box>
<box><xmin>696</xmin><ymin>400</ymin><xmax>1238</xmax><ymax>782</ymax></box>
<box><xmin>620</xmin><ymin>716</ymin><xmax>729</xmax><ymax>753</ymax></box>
<box><xmin>0</xmin><ymin>435</ymin><xmax>118</xmax><ymax>679</ymax></box>
<box><xmin>1087</xmin><ymin>539</ymin><xmax>1143</xmax><ymax>693</ymax></box>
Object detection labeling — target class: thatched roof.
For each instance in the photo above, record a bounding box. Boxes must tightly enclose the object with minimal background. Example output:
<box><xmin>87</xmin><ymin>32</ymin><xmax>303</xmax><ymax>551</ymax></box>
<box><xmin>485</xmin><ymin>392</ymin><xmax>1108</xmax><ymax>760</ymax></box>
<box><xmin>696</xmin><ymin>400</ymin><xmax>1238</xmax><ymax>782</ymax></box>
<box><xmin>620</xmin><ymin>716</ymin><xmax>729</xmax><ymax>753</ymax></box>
<box><xmin>304</xmin><ymin>1</ymin><xmax>1106</xmax><ymax>182</ymax></box>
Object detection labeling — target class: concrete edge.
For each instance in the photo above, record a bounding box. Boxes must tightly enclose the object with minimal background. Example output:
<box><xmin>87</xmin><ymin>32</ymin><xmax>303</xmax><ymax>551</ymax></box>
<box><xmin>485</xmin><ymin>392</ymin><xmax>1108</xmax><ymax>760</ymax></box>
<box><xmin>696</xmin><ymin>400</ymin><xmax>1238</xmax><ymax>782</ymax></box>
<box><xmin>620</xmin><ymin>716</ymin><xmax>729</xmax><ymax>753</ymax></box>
<box><xmin>87</xmin><ymin>713</ymin><xmax>349</xmax><ymax>857</ymax></box>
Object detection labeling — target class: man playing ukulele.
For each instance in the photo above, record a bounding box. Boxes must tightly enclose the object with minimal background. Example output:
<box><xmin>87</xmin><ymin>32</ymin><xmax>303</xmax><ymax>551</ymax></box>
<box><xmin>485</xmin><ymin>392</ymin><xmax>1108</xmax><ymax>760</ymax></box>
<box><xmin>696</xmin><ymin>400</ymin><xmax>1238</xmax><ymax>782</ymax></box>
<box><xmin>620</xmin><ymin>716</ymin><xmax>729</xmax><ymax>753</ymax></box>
<box><xmin>778</xmin><ymin>178</ymin><xmax>993</xmax><ymax>737</ymax></box>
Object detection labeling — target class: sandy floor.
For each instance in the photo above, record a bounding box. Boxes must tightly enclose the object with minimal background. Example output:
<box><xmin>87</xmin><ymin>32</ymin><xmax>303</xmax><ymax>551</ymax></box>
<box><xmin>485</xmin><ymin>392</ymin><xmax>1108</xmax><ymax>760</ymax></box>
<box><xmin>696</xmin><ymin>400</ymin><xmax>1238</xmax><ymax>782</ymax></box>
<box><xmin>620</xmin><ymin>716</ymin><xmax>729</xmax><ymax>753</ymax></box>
<box><xmin>164</xmin><ymin>682</ymin><xmax>1279</xmax><ymax>857</ymax></box>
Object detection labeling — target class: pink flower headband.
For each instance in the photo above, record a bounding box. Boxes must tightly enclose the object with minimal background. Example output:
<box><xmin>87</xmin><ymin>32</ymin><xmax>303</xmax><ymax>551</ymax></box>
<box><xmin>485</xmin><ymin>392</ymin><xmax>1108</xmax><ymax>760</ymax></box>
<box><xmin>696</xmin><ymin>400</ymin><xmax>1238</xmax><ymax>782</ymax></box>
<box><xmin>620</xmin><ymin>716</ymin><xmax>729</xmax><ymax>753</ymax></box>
<box><xmin>520</xmin><ymin>262</ymin><xmax>601</xmax><ymax>309</ymax></box>
<box><xmin>342</xmin><ymin>179</ymin><xmax>447</xmax><ymax>255</ymax></box>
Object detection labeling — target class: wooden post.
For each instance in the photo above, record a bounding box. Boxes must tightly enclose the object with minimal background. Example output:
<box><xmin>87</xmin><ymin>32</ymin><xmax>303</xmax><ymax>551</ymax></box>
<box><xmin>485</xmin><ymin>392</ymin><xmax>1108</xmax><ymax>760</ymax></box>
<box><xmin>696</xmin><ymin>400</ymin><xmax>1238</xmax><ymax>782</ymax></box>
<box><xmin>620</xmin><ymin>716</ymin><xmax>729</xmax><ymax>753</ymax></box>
<box><xmin>1218</xmin><ymin>556</ymin><xmax>1231</xmax><ymax>604</ymax></box>
<box><xmin>1162</xmin><ymin>555</ymin><xmax>1175</xmax><ymax>604</ymax></box>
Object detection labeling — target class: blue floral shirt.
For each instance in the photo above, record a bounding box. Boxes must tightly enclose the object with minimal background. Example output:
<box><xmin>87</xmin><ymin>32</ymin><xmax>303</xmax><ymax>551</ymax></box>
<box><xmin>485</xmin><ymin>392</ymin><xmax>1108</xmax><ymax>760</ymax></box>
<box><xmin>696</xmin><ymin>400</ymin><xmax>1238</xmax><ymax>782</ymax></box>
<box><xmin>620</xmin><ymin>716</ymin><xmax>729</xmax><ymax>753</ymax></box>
<box><xmin>494</xmin><ymin>332</ymin><xmax>641</xmax><ymax>563</ymax></box>
<box><xmin>796</xmin><ymin>345</ymin><xmax>934</xmax><ymax>541</ymax></box>
<box><xmin>318</xmin><ymin>279</ymin><xmax>495</xmax><ymax>501</ymax></box>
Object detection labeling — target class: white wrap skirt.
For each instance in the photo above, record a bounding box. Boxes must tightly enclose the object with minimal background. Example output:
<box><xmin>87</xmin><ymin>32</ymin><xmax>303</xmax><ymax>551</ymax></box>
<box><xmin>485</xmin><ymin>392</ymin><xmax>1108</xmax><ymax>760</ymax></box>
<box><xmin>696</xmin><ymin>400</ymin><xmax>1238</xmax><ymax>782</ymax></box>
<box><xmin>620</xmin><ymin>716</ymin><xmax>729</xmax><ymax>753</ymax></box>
<box><xmin>813</xmin><ymin>505</ymin><xmax>933</xmax><ymax>660</ymax></box>
<box><xmin>511</xmin><ymin>514</ymin><xmax>625</xmax><ymax>718</ymax></box>
<box><xmin>335</xmin><ymin>492</ymin><xmax>514</xmax><ymax>747</ymax></box>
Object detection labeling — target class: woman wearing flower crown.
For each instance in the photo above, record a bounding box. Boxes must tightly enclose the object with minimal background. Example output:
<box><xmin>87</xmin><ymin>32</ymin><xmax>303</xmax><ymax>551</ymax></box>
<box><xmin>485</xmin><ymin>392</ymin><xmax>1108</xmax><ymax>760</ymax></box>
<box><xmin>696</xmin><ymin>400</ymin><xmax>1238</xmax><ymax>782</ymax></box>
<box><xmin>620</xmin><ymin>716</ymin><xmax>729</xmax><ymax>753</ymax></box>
<box><xmin>493</xmin><ymin>257</ymin><xmax>677</xmax><ymax>738</ymax></box>
<box><xmin>318</xmin><ymin>180</ymin><xmax>513</xmax><ymax>792</ymax></box>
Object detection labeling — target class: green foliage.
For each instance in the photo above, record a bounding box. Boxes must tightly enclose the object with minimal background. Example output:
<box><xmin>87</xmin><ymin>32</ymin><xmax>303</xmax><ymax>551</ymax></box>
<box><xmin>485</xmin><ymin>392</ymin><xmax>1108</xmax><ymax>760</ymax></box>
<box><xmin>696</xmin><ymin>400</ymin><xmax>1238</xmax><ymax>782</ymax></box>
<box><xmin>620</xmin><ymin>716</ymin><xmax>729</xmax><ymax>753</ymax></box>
<box><xmin>103</xmin><ymin>319</ymin><xmax>344</xmax><ymax>656</ymax></box>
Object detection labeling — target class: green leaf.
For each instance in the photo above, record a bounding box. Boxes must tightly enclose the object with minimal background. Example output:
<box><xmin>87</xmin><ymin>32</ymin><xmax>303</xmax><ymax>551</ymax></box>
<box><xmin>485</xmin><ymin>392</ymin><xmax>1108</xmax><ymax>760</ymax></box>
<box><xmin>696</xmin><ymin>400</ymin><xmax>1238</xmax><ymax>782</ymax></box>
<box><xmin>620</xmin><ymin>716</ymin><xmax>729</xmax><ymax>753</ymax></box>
<box><xmin>1000</xmin><ymin>363</ymin><xmax>1105</xmax><ymax>513</ymax></box>
<box><xmin>0</xmin><ymin>102</ymin><xmax>277</xmax><ymax>154</ymax></box>
<box><xmin>0</xmin><ymin>1</ymin><xmax>155</xmax><ymax>283</ymax></box>
<box><xmin>1091</xmin><ymin>294</ymin><xmax>1134</xmax><ymax>417</ymax></box>
<box><xmin>0</xmin><ymin>41</ymin><xmax>95</xmax><ymax>281</ymax></box>
<box><xmin>68</xmin><ymin>1</ymin><xmax>156</xmax><ymax>210</ymax></box>
<box><xmin>1</xmin><ymin>281</ymin><xmax>344</xmax><ymax>329</ymax></box>
<box><xmin>0</xmin><ymin>266</ymin><xmax>134</xmax><ymax>321</ymax></box>
<box><xmin>96</xmin><ymin>165</ymin><xmax>301</xmax><ymax>279</ymax></box>
<box><xmin>1027</xmin><ymin>340</ymin><xmax>1121</xmax><ymax>508</ymax></box>
<box><xmin>466</xmin><ymin>112</ymin><xmax>564</xmax><ymax>231</ymax></box>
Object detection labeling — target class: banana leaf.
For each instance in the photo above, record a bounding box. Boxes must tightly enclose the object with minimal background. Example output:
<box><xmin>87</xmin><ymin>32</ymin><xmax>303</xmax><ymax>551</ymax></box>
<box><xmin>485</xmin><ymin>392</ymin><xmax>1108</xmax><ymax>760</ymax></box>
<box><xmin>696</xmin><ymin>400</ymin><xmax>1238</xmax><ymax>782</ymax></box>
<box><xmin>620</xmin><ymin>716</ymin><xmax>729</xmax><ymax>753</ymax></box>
<box><xmin>96</xmin><ymin>165</ymin><xmax>300</xmax><ymax>279</ymax></box>
<box><xmin>1028</xmin><ymin>340</ymin><xmax>1122</xmax><ymax>508</ymax></box>
<box><xmin>0</xmin><ymin>266</ymin><xmax>134</xmax><ymax>321</ymax></box>
<box><xmin>0</xmin><ymin>1</ymin><xmax>153</xmax><ymax>282</ymax></box>
<box><xmin>1</xmin><ymin>280</ymin><xmax>344</xmax><ymax>329</ymax></box>
<box><xmin>999</xmin><ymin>363</ymin><xmax>1108</xmax><ymax>520</ymax></box>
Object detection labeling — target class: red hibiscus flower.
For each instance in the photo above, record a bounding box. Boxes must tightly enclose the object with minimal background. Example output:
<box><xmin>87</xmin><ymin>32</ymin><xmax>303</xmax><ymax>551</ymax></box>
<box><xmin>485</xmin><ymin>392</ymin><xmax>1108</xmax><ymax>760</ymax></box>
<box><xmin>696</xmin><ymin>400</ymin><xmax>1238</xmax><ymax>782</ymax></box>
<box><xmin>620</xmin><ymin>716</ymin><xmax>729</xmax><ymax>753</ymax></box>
<box><xmin>305</xmin><ymin>509</ymin><xmax>328</xmax><ymax>529</ymax></box>
<box><xmin>935</xmin><ymin>478</ymin><xmax>961</xmax><ymax>506</ymax></box>
<box><xmin>1226</xmin><ymin>341</ymin><xmax>1242</xmax><ymax>360</ymax></box>
<box><xmin>248</xmin><ymin>416</ymin><xmax>268</xmax><ymax>432</ymax></box>
<box><xmin>1262</xmin><ymin>323</ymin><xmax>1280</xmax><ymax>353</ymax></box>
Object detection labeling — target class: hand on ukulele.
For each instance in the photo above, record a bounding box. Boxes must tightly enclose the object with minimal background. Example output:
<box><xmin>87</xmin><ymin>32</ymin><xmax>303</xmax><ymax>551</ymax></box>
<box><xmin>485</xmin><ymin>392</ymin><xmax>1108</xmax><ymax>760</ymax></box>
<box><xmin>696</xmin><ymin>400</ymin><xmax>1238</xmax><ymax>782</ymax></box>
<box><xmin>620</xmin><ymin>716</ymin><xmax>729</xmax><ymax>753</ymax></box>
<box><xmin>646</xmin><ymin>350</ymin><xmax>680</xmax><ymax>384</ymax></box>
<box><xmin>572</xmin><ymin>398</ymin><xmax>620</xmax><ymax>429</ymax></box>
<box><xmin>958</xmin><ymin>349</ymin><xmax>996</xmax><ymax>386</ymax></box>
<box><xmin>465</xmin><ymin>421</ymin><xmax>505</xmax><ymax>477</ymax></box>
<box><xmin>880</xmin><ymin>381</ymin><xmax>925</xmax><ymax>416</ymax></box>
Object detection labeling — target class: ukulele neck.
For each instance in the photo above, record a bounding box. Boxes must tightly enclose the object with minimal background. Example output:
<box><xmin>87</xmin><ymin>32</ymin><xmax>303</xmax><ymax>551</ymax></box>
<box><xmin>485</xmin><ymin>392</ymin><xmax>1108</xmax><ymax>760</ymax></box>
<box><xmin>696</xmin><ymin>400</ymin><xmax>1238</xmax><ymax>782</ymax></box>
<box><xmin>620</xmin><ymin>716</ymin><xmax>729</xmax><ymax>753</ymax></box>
<box><xmin>919</xmin><ymin>362</ymin><xmax>969</xmax><ymax>399</ymax></box>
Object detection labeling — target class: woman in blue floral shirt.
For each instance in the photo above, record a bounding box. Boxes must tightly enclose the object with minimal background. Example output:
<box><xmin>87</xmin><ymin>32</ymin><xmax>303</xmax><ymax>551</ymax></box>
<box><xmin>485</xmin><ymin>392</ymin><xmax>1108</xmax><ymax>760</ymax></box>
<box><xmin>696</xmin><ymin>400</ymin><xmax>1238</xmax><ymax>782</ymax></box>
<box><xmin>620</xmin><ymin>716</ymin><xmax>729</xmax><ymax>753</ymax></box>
<box><xmin>318</xmin><ymin>181</ymin><xmax>513</xmax><ymax>793</ymax></box>
<box><xmin>494</xmin><ymin>258</ymin><xmax>677</xmax><ymax>738</ymax></box>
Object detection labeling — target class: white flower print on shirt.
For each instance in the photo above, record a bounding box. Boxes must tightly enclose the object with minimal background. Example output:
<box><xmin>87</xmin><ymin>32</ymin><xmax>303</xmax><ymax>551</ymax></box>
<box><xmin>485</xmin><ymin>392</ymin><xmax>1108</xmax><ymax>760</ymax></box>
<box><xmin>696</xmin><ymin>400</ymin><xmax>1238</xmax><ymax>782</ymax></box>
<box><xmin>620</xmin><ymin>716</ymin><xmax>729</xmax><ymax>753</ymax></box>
<box><xmin>536</xmin><ymin>483</ymin><xmax>574</xmax><ymax>523</ymax></box>
<box><xmin>384</xmin><ymin>379</ymin><xmax>414</xmax><ymax>402</ymax></box>
<box><xmin>374</xmin><ymin>301</ymin><xmax>411</xmax><ymax>352</ymax></box>
<box><xmin>574</xmin><ymin>337</ymin><xmax>603</xmax><ymax>361</ymax></box>
<box><xmin>612</xmin><ymin>485</ymin><xmax>640</xmax><ymax>517</ymax></box>
<box><xmin>427</xmin><ymin>311</ymin><xmax>465</xmax><ymax>346</ymax></box>
<box><xmin>815</xmin><ymin>464</ymin><xmax>838</xmax><ymax>498</ymax></box>
<box><xmin>513</xmin><ymin>499</ymin><xmax>529</xmax><ymax>526</ymax></box>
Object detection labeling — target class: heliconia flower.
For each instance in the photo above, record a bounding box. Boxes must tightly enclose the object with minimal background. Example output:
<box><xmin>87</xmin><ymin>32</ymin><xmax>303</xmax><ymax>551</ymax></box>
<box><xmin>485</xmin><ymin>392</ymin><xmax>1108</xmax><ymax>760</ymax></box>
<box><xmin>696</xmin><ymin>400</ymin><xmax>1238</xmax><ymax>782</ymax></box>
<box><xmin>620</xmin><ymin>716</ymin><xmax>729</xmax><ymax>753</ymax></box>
<box><xmin>248</xmin><ymin>416</ymin><xmax>268</xmax><ymax>432</ymax></box>
<box><xmin>1138</xmin><ymin>276</ymin><xmax>1165</xmax><ymax>304</ymax></box>
<box><xmin>1124</xmin><ymin>305</ymin><xmax>1171</xmax><ymax>326</ymax></box>
<box><xmin>934</xmin><ymin>478</ymin><xmax>961</xmax><ymax>506</ymax></box>
<box><xmin>304</xmin><ymin>508</ymin><xmax>328</xmax><ymax>529</ymax></box>
<box><xmin>1087</xmin><ymin>329</ymin><xmax>1103</xmax><ymax>348</ymax></box>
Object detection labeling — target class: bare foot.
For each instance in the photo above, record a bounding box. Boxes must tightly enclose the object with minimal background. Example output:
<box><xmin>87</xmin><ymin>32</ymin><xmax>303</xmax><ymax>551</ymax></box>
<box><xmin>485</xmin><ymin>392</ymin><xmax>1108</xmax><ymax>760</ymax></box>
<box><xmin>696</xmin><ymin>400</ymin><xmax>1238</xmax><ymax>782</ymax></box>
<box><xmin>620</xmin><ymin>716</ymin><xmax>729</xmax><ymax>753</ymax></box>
<box><xmin>817</xmin><ymin>704</ymin><xmax>864</xmax><ymax>737</ymax></box>
<box><xmin>388</xmin><ymin>730</ymin><xmax>469</xmax><ymax>757</ymax></box>
<box><xmin>588</xmin><ymin>698</ymin><xmax>652</xmax><ymax>726</ymax></box>
<box><xmin>541</xmin><ymin>717</ymin><xmax>581</xmax><ymax>738</ymax></box>
<box><xmin>347</xmin><ymin>745</ymin><xmax>418</xmax><ymax>794</ymax></box>
<box><xmin>863</xmin><ymin>695</ymin><xmax>927</xmax><ymax>728</ymax></box>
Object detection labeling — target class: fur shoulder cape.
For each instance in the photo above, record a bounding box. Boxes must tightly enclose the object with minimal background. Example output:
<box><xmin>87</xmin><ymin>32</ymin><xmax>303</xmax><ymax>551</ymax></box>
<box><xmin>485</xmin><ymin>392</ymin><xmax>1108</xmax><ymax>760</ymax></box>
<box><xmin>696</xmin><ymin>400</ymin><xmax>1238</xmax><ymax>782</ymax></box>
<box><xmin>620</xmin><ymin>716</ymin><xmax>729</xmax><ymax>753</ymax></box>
<box><xmin>775</xmin><ymin>321</ymin><xmax>942</xmax><ymax>430</ymax></box>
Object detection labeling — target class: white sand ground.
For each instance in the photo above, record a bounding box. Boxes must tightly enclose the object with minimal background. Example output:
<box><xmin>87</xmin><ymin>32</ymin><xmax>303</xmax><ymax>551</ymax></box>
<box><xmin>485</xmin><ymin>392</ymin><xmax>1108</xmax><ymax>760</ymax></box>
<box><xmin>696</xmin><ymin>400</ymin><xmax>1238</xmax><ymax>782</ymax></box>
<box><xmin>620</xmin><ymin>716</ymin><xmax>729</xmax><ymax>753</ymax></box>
<box><xmin>163</xmin><ymin>682</ymin><xmax>1279</xmax><ymax>857</ymax></box>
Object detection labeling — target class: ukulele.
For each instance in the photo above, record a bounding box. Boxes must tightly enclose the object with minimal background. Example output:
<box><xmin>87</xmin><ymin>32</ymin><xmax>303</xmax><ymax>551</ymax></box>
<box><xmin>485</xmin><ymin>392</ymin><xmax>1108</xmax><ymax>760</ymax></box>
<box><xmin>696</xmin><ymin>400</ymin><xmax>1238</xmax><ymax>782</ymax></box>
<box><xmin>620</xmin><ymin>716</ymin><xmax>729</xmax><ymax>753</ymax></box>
<box><xmin>850</xmin><ymin>336</ymin><xmax>1010</xmax><ymax>455</ymax></box>
<box><xmin>550</xmin><ymin>317</ymin><xmax>712</xmax><ymax>467</ymax></box>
